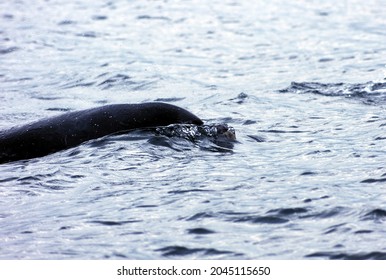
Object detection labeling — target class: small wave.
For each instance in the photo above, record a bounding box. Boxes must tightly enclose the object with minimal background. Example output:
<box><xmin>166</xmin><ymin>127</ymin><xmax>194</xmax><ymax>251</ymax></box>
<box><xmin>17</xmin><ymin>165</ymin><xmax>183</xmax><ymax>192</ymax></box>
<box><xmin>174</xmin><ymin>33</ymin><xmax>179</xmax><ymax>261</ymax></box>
<box><xmin>187</xmin><ymin>228</ymin><xmax>215</xmax><ymax>235</ymax></box>
<box><xmin>57</xmin><ymin>20</ymin><xmax>77</xmax><ymax>25</ymax></box>
<box><xmin>184</xmin><ymin>212</ymin><xmax>215</xmax><ymax>221</ymax></box>
<box><xmin>354</xmin><ymin>230</ymin><xmax>373</xmax><ymax>234</ymax></box>
<box><xmin>300</xmin><ymin>171</ymin><xmax>318</xmax><ymax>176</ymax></box>
<box><xmin>90</xmin><ymin>220</ymin><xmax>140</xmax><ymax>226</ymax></box>
<box><xmin>2</xmin><ymin>14</ymin><xmax>14</xmax><ymax>20</ymax></box>
<box><xmin>229</xmin><ymin>215</ymin><xmax>289</xmax><ymax>224</ymax></box>
<box><xmin>76</xmin><ymin>31</ymin><xmax>98</xmax><ymax>38</ymax></box>
<box><xmin>303</xmin><ymin>195</ymin><xmax>330</xmax><ymax>203</ymax></box>
<box><xmin>247</xmin><ymin>135</ymin><xmax>265</xmax><ymax>142</ymax></box>
<box><xmin>223</xmin><ymin>208</ymin><xmax>308</xmax><ymax>224</ymax></box>
<box><xmin>279</xmin><ymin>81</ymin><xmax>386</xmax><ymax>105</ymax></box>
<box><xmin>97</xmin><ymin>73</ymin><xmax>156</xmax><ymax>91</ymax></box>
<box><xmin>306</xmin><ymin>251</ymin><xmax>386</xmax><ymax>260</ymax></box>
<box><xmin>229</xmin><ymin>92</ymin><xmax>249</xmax><ymax>104</ymax></box>
<box><xmin>98</xmin><ymin>73</ymin><xmax>132</xmax><ymax>88</ymax></box>
<box><xmin>146</xmin><ymin>136</ymin><xmax>188</xmax><ymax>152</ymax></box>
<box><xmin>59</xmin><ymin>78</ymin><xmax>95</xmax><ymax>89</ymax></box>
<box><xmin>137</xmin><ymin>15</ymin><xmax>171</xmax><ymax>21</ymax></box>
<box><xmin>91</xmin><ymin>15</ymin><xmax>108</xmax><ymax>21</ymax></box>
<box><xmin>243</xmin><ymin>120</ymin><xmax>256</xmax><ymax>125</ymax></box>
<box><xmin>258</xmin><ymin>129</ymin><xmax>309</xmax><ymax>134</ymax></box>
<box><xmin>362</xmin><ymin>208</ymin><xmax>386</xmax><ymax>221</ymax></box>
<box><xmin>154</xmin><ymin>97</ymin><xmax>185</xmax><ymax>102</ymax></box>
<box><xmin>168</xmin><ymin>189</ymin><xmax>214</xmax><ymax>194</ymax></box>
<box><xmin>361</xmin><ymin>177</ymin><xmax>386</xmax><ymax>184</ymax></box>
<box><xmin>323</xmin><ymin>223</ymin><xmax>350</xmax><ymax>235</ymax></box>
<box><xmin>108</xmin><ymin>252</ymin><xmax>128</xmax><ymax>259</ymax></box>
<box><xmin>301</xmin><ymin>206</ymin><xmax>348</xmax><ymax>219</ymax></box>
<box><xmin>267</xmin><ymin>207</ymin><xmax>308</xmax><ymax>216</ymax></box>
<box><xmin>0</xmin><ymin>46</ymin><xmax>19</xmax><ymax>55</ymax></box>
<box><xmin>46</xmin><ymin>107</ymin><xmax>72</xmax><ymax>112</ymax></box>
<box><xmin>156</xmin><ymin>246</ymin><xmax>236</xmax><ymax>257</ymax></box>
<box><xmin>222</xmin><ymin>209</ymin><xmax>289</xmax><ymax>224</ymax></box>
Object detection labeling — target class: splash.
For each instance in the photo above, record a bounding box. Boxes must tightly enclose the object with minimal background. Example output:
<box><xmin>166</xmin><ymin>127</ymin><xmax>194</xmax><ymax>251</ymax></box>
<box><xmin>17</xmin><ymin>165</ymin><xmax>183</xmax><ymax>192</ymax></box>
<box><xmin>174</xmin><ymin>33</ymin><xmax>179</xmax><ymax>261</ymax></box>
<box><xmin>155</xmin><ymin>123</ymin><xmax>236</xmax><ymax>141</ymax></box>
<box><xmin>155</xmin><ymin>123</ymin><xmax>236</xmax><ymax>152</ymax></box>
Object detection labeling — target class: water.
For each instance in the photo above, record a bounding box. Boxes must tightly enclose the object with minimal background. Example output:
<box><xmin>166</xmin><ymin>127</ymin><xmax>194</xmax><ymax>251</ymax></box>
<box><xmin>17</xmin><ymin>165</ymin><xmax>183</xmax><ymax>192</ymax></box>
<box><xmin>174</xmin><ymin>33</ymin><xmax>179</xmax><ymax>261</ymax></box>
<box><xmin>0</xmin><ymin>0</ymin><xmax>385</xmax><ymax>259</ymax></box>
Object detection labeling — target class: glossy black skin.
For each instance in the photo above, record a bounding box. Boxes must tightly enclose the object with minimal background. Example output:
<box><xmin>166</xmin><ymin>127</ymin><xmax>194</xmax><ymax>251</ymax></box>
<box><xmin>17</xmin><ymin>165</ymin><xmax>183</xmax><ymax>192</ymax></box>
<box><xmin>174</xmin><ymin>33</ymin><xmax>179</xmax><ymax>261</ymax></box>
<box><xmin>0</xmin><ymin>102</ymin><xmax>203</xmax><ymax>163</ymax></box>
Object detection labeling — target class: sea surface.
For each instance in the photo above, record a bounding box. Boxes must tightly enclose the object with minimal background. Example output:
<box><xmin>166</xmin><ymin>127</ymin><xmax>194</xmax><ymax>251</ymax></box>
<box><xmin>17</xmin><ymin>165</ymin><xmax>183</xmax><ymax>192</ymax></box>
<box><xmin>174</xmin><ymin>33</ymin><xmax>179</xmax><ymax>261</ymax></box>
<box><xmin>0</xmin><ymin>0</ymin><xmax>385</xmax><ymax>259</ymax></box>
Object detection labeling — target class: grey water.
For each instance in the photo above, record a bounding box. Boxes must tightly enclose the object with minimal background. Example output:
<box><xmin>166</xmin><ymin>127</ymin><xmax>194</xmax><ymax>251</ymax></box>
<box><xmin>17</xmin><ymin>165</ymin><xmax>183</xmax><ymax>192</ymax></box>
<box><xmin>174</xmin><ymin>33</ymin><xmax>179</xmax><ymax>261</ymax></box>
<box><xmin>1</xmin><ymin>0</ymin><xmax>385</xmax><ymax>259</ymax></box>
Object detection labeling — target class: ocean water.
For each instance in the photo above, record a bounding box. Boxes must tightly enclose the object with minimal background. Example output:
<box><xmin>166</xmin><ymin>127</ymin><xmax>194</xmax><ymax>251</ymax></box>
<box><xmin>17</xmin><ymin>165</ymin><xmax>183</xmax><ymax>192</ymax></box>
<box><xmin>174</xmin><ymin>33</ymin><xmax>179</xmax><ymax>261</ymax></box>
<box><xmin>0</xmin><ymin>0</ymin><xmax>385</xmax><ymax>259</ymax></box>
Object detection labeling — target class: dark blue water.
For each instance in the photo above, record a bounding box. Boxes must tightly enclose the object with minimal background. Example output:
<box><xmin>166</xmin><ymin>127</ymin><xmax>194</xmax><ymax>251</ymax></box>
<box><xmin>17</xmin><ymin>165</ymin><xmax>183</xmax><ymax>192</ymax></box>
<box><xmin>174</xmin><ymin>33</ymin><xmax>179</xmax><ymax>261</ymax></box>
<box><xmin>0</xmin><ymin>0</ymin><xmax>385</xmax><ymax>259</ymax></box>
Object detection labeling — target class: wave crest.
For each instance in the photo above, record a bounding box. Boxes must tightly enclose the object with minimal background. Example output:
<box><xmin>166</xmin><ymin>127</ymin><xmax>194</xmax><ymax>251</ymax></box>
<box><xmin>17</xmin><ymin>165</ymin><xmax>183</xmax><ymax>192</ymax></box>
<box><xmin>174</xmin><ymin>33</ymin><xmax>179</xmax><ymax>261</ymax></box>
<box><xmin>279</xmin><ymin>81</ymin><xmax>386</xmax><ymax>105</ymax></box>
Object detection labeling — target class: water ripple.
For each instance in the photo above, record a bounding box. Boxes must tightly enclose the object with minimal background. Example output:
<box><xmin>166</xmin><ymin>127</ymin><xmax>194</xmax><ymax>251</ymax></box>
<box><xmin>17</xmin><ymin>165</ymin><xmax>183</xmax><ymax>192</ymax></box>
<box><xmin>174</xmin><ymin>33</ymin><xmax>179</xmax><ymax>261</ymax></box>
<box><xmin>156</xmin><ymin>246</ymin><xmax>237</xmax><ymax>257</ymax></box>
<box><xmin>187</xmin><ymin>228</ymin><xmax>216</xmax><ymax>235</ymax></box>
<box><xmin>280</xmin><ymin>81</ymin><xmax>386</xmax><ymax>105</ymax></box>
<box><xmin>230</xmin><ymin>215</ymin><xmax>289</xmax><ymax>224</ymax></box>
<box><xmin>306</xmin><ymin>251</ymin><xmax>386</xmax><ymax>260</ymax></box>
<box><xmin>90</xmin><ymin>220</ymin><xmax>141</xmax><ymax>226</ymax></box>
<box><xmin>0</xmin><ymin>46</ymin><xmax>19</xmax><ymax>54</ymax></box>
<box><xmin>362</xmin><ymin>209</ymin><xmax>386</xmax><ymax>221</ymax></box>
